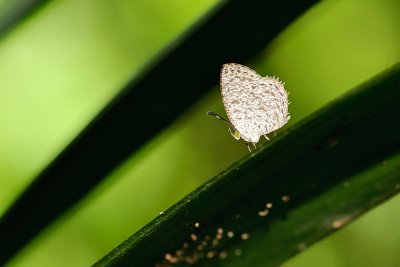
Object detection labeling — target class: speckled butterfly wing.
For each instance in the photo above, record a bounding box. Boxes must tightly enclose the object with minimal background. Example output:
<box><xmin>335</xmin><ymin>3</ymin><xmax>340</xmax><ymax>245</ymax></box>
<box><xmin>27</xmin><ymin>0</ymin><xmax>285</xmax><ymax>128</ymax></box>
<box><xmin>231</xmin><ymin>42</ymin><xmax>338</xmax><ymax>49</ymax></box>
<box><xmin>220</xmin><ymin>63</ymin><xmax>290</xmax><ymax>143</ymax></box>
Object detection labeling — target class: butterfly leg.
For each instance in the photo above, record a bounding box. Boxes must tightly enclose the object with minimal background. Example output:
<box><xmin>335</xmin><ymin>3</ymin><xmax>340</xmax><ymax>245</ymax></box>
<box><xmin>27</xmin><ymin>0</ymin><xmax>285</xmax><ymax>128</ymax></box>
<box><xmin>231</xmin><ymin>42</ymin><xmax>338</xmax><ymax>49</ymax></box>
<box><xmin>252</xmin><ymin>142</ymin><xmax>257</xmax><ymax>149</ymax></box>
<box><xmin>246</xmin><ymin>142</ymin><xmax>252</xmax><ymax>152</ymax></box>
<box><xmin>263</xmin><ymin>135</ymin><xmax>270</xmax><ymax>141</ymax></box>
<box><xmin>228</xmin><ymin>127</ymin><xmax>235</xmax><ymax>137</ymax></box>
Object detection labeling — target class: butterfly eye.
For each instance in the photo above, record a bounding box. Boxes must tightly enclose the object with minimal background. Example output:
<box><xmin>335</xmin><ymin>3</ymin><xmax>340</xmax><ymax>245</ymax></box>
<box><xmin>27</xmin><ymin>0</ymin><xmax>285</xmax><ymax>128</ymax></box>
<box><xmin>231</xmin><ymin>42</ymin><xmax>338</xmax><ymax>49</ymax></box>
<box><xmin>233</xmin><ymin>130</ymin><xmax>241</xmax><ymax>140</ymax></box>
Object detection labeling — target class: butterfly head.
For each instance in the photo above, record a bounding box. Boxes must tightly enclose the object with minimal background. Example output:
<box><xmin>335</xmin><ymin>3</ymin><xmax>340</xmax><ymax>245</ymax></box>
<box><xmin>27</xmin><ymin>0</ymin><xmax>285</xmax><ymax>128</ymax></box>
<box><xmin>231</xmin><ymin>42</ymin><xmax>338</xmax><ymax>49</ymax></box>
<box><xmin>233</xmin><ymin>130</ymin><xmax>241</xmax><ymax>140</ymax></box>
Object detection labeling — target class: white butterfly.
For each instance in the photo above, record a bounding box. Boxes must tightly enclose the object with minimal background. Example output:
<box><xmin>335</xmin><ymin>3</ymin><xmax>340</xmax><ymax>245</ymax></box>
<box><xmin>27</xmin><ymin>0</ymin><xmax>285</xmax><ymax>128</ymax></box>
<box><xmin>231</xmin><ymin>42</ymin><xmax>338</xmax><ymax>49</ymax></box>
<box><xmin>207</xmin><ymin>63</ymin><xmax>290</xmax><ymax>151</ymax></box>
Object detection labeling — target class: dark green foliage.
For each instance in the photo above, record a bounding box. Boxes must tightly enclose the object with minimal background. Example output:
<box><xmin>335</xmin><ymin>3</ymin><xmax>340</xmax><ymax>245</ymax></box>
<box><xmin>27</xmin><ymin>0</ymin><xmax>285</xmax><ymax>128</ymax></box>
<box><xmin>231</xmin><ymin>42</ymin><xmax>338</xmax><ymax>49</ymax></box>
<box><xmin>1</xmin><ymin>0</ymin><xmax>399</xmax><ymax>266</ymax></box>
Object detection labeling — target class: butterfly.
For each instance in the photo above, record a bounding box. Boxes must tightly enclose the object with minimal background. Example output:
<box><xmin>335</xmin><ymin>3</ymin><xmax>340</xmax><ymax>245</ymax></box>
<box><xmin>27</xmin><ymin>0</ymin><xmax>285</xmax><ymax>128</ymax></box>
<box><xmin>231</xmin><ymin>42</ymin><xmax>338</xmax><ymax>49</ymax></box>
<box><xmin>207</xmin><ymin>63</ymin><xmax>290</xmax><ymax>151</ymax></box>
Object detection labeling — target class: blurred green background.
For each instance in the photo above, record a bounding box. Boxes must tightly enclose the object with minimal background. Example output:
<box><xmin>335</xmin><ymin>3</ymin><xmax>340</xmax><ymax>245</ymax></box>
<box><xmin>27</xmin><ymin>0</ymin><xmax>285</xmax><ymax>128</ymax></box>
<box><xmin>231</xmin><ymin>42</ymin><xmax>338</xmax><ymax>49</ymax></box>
<box><xmin>0</xmin><ymin>0</ymin><xmax>399</xmax><ymax>266</ymax></box>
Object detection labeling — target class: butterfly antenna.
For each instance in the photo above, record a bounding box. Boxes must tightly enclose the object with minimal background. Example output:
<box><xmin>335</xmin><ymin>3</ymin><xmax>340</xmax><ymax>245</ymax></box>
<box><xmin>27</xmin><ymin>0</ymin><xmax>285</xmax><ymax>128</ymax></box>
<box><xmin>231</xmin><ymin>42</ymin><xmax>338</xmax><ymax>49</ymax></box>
<box><xmin>206</xmin><ymin>111</ymin><xmax>235</xmax><ymax>129</ymax></box>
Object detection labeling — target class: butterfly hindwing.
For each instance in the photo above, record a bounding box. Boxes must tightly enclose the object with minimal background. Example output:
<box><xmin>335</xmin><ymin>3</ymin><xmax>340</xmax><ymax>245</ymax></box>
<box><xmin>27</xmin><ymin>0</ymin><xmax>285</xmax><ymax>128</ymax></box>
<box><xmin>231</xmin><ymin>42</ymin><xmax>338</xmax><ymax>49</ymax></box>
<box><xmin>220</xmin><ymin>63</ymin><xmax>289</xmax><ymax>143</ymax></box>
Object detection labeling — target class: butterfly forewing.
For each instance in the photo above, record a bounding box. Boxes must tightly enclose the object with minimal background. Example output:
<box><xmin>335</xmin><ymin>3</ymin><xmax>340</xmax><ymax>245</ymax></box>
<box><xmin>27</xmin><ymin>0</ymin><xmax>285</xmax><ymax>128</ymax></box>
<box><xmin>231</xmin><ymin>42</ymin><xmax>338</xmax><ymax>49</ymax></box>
<box><xmin>220</xmin><ymin>63</ymin><xmax>289</xmax><ymax>143</ymax></box>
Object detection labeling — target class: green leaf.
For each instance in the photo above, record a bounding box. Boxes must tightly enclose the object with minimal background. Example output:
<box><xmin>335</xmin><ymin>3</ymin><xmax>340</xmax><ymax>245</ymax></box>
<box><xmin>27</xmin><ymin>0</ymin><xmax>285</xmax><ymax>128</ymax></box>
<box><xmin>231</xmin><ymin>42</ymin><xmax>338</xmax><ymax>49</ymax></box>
<box><xmin>94</xmin><ymin>64</ymin><xmax>400</xmax><ymax>266</ymax></box>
